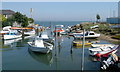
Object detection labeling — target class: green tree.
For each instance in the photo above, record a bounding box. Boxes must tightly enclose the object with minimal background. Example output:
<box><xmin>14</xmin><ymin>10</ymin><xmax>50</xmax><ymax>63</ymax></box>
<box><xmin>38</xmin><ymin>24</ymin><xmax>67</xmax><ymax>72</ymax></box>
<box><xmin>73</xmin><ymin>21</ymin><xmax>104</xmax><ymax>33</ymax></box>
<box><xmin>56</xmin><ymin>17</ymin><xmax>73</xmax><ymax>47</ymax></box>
<box><xmin>21</xmin><ymin>16</ymin><xmax>29</xmax><ymax>27</ymax></box>
<box><xmin>96</xmin><ymin>14</ymin><xmax>100</xmax><ymax>22</ymax></box>
<box><xmin>28</xmin><ymin>18</ymin><xmax>34</xmax><ymax>23</ymax></box>
<box><xmin>0</xmin><ymin>14</ymin><xmax>6</xmax><ymax>22</ymax></box>
<box><xmin>2</xmin><ymin>12</ymin><xmax>34</xmax><ymax>27</ymax></box>
<box><xmin>2</xmin><ymin>15</ymin><xmax>15</xmax><ymax>27</ymax></box>
<box><xmin>13</xmin><ymin>12</ymin><xmax>30</xmax><ymax>27</ymax></box>
<box><xmin>13</xmin><ymin>12</ymin><xmax>24</xmax><ymax>24</ymax></box>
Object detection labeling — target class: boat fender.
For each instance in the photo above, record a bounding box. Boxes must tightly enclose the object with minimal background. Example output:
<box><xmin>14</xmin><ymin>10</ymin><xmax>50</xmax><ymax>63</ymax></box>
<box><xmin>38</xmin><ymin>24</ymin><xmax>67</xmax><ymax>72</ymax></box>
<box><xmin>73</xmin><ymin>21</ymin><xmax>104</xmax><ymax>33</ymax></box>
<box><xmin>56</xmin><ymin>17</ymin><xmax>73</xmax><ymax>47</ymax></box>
<box><xmin>96</xmin><ymin>53</ymin><xmax>101</xmax><ymax>57</ymax></box>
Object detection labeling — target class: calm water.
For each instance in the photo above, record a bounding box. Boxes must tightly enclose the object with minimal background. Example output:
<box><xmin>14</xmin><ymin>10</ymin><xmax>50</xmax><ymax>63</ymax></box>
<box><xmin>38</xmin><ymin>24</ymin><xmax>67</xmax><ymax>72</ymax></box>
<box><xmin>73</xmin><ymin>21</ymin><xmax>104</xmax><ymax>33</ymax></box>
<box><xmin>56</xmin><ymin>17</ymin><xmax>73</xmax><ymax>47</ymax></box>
<box><xmin>1</xmin><ymin>21</ymin><xmax>119</xmax><ymax>70</ymax></box>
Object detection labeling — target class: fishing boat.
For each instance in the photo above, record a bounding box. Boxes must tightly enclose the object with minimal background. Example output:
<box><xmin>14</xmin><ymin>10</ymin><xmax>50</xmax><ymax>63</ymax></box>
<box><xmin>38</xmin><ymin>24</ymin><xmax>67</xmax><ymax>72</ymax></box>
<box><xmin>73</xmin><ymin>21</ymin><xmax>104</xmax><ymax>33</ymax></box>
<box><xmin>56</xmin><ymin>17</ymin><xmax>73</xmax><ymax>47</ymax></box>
<box><xmin>89</xmin><ymin>45</ymin><xmax>119</xmax><ymax>57</ymax></box>
<box><xmin>73</xmin><ymin>31</ymin><xmax>100</xmax><ymax>39</ymax></box>
<box><xmin>91</xmin><ymin>44</ymin><xmax>115</xmax><ymax>48</ymax></box>
<box><xmin>72</xmin><ymin>40</ymin><xmax>92</xmax><ymax>47</ymax></box>
<box><xmin>53</xmin><ymin>25</ymin><xmax>65</xmax><ymax>35</ymax></box>
<box><xmin>27</xmin><ymin>37</ymin><xmax>53</xmax><ymax>53</ymax></box>
<box><xmin>39</xmin><ymin>31</ymin><xmax>54</xmax><ymax>43</ymax></box>
<box><xmin>3</xmin><ymin>30</ymin><xmax>22</xmax><ymax>40</ymax></box>
<box><xmin>39</xmin><ymin>32</ymin><xmax>49</xmax><ymax>40</ymax></box>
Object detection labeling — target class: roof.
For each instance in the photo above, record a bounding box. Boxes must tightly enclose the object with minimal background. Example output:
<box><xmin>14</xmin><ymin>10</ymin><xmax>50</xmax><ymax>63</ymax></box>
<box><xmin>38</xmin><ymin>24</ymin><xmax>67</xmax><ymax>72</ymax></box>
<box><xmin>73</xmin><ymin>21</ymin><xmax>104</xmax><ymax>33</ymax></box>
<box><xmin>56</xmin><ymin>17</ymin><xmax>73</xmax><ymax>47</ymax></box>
<box><xmin>0</xmin><ymin>10</ymin><xmax>15</xmax><ymax>15</ymax></box>
<box><xmin>107</xmin><ymin>17</ymin><xmax>120</xmax><ymax>19</ymax></box>
<box><xmin>110</xmin><ymin>25</ymin><xmax>120</xmax><ymax>28</ymax></box>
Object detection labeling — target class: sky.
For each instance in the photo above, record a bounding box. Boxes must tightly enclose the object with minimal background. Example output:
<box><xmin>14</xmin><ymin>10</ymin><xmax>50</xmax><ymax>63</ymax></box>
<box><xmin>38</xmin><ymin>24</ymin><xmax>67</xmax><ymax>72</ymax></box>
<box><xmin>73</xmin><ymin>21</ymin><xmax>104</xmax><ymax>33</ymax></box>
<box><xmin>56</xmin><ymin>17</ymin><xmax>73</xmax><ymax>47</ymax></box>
<box><xmin>2</xmin><ymin>2</ymin><xmax>118</xmax><ymax>21</ymax></box>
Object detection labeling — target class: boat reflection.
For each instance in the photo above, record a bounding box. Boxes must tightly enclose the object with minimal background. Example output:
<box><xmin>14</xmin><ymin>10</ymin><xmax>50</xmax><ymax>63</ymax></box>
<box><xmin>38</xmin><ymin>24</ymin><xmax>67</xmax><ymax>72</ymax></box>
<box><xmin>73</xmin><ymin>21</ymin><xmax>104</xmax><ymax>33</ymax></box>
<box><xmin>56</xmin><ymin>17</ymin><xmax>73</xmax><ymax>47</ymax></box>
<box><xmin>88</xmin><ymin>56</ymin><xmax>100</xmax><ymax>62</ymax></box>
<box><xmin>54</xmin><ymin>35</ymin><xmax>64</xmax><ymax>55</ymax></box>
<box><xmin>28</xmin><ymin>49</ymin><xmax>53</xmax><ymax>65</ymax></box>
<box><xmin>3</xmin><ymin>37</ymin><xmax>22</xmax><ymax>46</ymax></box>
<box><xmin>3</xmin><ymin>35</ymin><xmax>34</xmax><ymax>46</ymax></box>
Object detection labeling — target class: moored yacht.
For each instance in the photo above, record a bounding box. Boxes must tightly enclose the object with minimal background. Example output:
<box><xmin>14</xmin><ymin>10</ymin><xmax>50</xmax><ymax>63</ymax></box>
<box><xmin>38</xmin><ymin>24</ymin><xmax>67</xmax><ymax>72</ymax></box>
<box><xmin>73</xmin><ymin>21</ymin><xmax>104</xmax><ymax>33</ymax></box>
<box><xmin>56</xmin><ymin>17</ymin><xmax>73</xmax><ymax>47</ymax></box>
<box><xmin>3</xmin><ymin>30</ymin><xmax>22</xmax><ymax>40</ymax></box>
<box><xmin>73</xmin><ymin>31</ymin><xmax>100</xmax><ymax>39</ymax></box>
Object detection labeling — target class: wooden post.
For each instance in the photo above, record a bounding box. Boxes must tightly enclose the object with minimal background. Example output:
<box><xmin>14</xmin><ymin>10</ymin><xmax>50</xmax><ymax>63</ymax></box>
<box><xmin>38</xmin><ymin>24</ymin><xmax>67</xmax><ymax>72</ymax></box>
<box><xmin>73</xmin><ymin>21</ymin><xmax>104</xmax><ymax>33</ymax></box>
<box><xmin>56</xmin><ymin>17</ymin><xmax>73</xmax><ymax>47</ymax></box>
<box><xmin>22</xmin><ymin>29</ymin><xmax>24</xmax><ymax>36</ymax></box>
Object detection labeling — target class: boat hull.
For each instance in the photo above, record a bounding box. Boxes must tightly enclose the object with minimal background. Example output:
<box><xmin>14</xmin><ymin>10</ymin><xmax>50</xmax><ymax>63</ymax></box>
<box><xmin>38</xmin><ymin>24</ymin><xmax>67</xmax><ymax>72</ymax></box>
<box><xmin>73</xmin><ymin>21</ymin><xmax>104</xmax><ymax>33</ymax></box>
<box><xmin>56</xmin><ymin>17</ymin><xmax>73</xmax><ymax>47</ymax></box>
<box><xmin>91</xmin><ymin>44</ymin><xmax>115</xmax><ymax>48</ymax></box>
<box><xmin>89</xmin><ymin>45</ymin><xmax>119</xmax><ymax>57</ymax></box>
<box><xmin>4</xmin><ymin>35</ymin><xmax>22</xmax><ymax>40</ymax></box>
<box><xmin>89</xmin><ymin>49</ymin><xmax>118</xmax><ymax>56</ymax></box>
<box><xmin>24</xmin><ymin>31</ymin><xmax>35</xmax><ymax>35</ymax></box>
<box><xmin>73</xmin><ymin>41</ymin><xmax>91</xmax><ymax>47</ymax></box>
<box><xmin>74</xmin><ymin>36</ymin><xmax>100</xmax><ymax>39</ymax></box>
<box><xmin>73</xmin><ymin>31</ymin><xmax>100</xmax><ymax>39</ymax></box>
<box><xmin>28</xmin><ymin>42</ymin><xmax>53</xmax><ymax>54</ymax></box>
<box><xmin>28</xmin><ymin>46</ymin><xmax>51</xmax><ymax>53</ymax></box>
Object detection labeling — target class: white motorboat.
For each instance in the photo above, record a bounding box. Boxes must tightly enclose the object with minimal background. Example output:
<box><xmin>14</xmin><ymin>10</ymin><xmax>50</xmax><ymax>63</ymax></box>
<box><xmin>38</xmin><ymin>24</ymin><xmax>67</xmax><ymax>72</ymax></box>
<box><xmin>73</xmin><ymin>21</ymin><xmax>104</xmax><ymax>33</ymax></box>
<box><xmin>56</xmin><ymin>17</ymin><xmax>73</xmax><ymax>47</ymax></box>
<box><xmin>73</xmin><ymin>31</ymin><xmax>100</xmax><ymax>39</ymax></box>
<box><xmin>89</xmin><ymin>45</ymin><xmax>119</xmax><ymax>57</ymax></box>
<box><xmin>53</xmin><ymin>25</ymin><xmax>65</xmax><ymax>35</ymax></box>
<box><xmin>3</xmin><ymin>30</ymin><xmax>22</xmax><ymax>40</ymax></box>
<box><xmin>28</xmin><ymin>37</ymin><xmax>53</xmax><ymax>53</ymax></box>
<box><xmin>39</xmin><ymin>31</ymin><xmax>54</xmax><ymax>43</ymax></box>
<box><xmin>39</xmin><ymin>32</ymin><xmax>49</xmax><ymax>40</ymax></box>
<box><xmin>60</xmin><ymin>32</ymin><xmax>68</xmax><ymax>35</ymax></box>
<box><xmin>46</xmin><ymin>27</ymin><xmax>51</xmax><ymax>30</ymax></box>
<box><xmin>24</xmin><ymin>29</ymin><xmax>35</xmax><ymax>35</ymax></box>
<box><xmin>0</xmin><ymin>26</ymin><xmax>11</xmax><ymax>34</ymax></box>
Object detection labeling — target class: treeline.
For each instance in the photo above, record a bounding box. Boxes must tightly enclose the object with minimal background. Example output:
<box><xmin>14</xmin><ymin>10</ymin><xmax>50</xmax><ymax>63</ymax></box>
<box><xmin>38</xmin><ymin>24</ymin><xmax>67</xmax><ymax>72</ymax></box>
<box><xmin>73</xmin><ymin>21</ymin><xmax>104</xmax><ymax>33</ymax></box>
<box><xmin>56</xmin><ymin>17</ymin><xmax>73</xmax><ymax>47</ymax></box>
<box><xmin>0</xmin><ymin>12</ymin><xmax>34</xmax><ymax>27</ymax></box>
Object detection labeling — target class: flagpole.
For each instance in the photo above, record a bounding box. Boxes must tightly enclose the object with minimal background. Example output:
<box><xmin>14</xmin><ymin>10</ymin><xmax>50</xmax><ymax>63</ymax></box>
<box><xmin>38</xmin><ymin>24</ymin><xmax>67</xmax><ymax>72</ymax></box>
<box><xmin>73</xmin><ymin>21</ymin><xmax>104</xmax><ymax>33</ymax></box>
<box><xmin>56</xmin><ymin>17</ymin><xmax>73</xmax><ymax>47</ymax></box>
<box><xmin>30</xmin><ymin>8</ymin><xmax>32</xmax><ymax>18</ymax></box>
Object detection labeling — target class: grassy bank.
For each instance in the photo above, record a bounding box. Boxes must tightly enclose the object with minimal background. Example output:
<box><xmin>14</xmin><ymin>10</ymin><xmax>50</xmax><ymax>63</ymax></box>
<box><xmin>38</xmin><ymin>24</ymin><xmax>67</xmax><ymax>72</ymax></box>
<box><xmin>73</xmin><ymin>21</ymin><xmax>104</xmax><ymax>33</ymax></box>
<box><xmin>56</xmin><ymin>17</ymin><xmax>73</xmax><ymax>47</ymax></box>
<box><xmin>71</xmin><ymin>22</ymin><xmax>120</xmax><ymax>44</ymax></box>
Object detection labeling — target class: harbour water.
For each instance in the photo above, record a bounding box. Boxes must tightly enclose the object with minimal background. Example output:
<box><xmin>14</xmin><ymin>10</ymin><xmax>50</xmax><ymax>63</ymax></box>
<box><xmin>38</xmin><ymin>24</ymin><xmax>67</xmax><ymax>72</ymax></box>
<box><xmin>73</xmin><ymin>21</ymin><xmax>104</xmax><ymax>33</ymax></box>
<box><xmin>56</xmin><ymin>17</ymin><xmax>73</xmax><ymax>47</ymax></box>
<box><xmin>1</xmin><ymin>21</ymin><xmax>120</xmax><ymax>70</ymax></box>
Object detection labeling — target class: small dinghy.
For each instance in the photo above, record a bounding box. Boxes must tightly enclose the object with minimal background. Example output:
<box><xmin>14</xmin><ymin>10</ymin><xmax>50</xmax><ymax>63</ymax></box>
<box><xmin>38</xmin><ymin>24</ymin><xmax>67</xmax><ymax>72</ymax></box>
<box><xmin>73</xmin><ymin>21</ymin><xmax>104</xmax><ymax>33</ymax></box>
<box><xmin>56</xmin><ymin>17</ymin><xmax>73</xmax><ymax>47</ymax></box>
<box><xmin>72</xmin><ymin>40</ymin><xmax>91</xmax><ymax>47</ymax></box>
<box><xmin>28</xmin><ymin>37</ymin><xmax>53</xmax><ymax>53</ymax></box>
<box><xmin>89</xmin><ymin>45</ymin><xmax>119</xmax><ymax>57</ymax></box>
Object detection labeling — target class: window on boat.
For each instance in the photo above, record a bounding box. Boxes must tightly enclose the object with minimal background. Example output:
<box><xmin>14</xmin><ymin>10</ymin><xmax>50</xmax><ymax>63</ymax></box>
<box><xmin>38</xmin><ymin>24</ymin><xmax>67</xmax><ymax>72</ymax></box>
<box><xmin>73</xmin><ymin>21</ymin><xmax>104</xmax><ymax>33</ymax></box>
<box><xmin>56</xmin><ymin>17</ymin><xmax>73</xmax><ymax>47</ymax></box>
<box><xmin>6</xmin><ymin>33</ymin><xmax>9</xmax><ymax>35</ymax></box>
<box><xmin>89</xmin><ymin>33</ymin><xmax>95</xmax><ymax>35</ymax></box>
<box><xmin>3</xmin><ymin>29</ymin><xmax>9</xmax><ymax>31</ymax></box>
<box><xmin>85</xmin><ymin>32</ymin><xmax>88</xmax><ymax>36</ymax></box>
